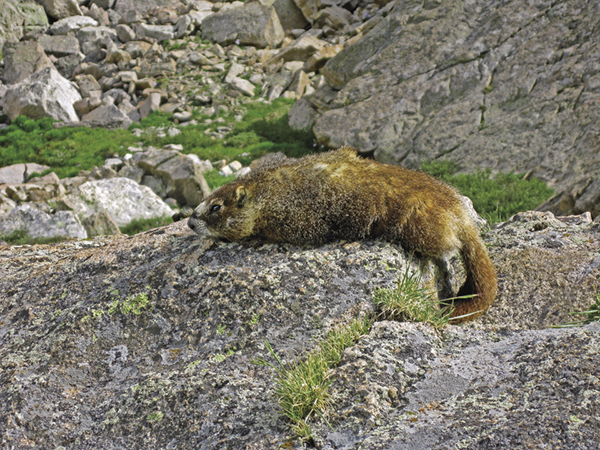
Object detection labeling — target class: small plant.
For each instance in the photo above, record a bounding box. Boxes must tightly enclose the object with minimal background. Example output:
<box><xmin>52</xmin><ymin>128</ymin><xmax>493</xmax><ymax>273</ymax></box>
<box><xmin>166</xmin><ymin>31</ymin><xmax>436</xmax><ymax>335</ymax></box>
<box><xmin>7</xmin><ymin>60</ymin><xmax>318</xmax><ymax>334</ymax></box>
<box><xmin>146</xmin><ymin>411</ymin><xmax>164</xmax><ymax>422</ymax></box>
<box><xmin>373</xmin><ymin>265</ymin><xmax>452</xmax><ymax>328</ymax></box>
<box><xmin>421</xmin><ymin>161</ymin><xmax>554</xmax><ymax>224</ymax></box>
<box><xmin>254</xmin><ymin>316</ymin><xmax>372</xmax><ymax>440</ymax></box>
<box><xmin>120</xmin><ymin>293</ymin><xmax>150</xmax><ymax>315</ymax></box>
<box><xmin>217</xmin><ymin>324</ymin><xmax>226</xmax><ymax>335</ymax></box>
<box><xmin>553</xmin><ymin>292</ymin><xmax>600</xmax><ymax>328</ymax></box>
<box><xmin>0</xmin><ymin>229</ymin><xmax>70</xmax><ymax>245</ymax></box>
<box><xmin>119</xmin><ymin>216</ymin><xmax>174</xmax><ymax>236</ymax></box>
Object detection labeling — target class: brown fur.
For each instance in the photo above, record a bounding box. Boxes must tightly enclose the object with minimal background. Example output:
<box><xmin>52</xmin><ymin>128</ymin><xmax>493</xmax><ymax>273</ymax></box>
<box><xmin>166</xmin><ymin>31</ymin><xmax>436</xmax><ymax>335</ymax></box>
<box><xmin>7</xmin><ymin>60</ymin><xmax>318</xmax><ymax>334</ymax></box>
<box><xmin>188</xmin><ymin>147</ymin><xmax>497</xmax><ymax>323</ymax></box>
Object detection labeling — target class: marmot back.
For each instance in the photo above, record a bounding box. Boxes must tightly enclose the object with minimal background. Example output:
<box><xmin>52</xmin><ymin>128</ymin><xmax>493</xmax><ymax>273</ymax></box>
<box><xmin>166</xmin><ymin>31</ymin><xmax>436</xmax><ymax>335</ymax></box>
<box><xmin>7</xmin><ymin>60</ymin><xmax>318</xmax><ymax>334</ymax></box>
<box><xmin>188</xmin><ymin>147</ymin><xmax>497</xmax><ymax>323</ymax></box>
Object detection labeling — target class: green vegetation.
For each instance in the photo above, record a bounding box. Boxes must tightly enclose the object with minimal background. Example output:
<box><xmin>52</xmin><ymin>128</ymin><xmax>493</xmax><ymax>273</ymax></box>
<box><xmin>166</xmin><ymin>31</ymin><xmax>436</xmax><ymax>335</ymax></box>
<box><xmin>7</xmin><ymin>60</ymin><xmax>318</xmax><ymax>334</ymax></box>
<box><xmin>0</xmin><ymin>98</ymin><xmax>316</xmax><ymax>191</ymax></box>
<box><xmin>553</xmin><ymin>291</ymin><xmax>600</xmax><ymax>328</ymax></box>
<box><xmin>0</xmin><ymin>116</ymin><xmax>138</xmax><ymax>178</ymax></box>
<box><xmin>0</xmin><ymin>229</ymin><xmax>70</xmax><ymax>245</ymax></box>
<box><xmin>421</xmin><ymin>160</ymin><xmax>554</xmax><ymax>224</ymax></box>
<box><xmin>119</xmin><ymin>216</ymin><xmax>174</xmax><ymax>236</ymax></box>
<box><xmin>254</xmin><ymin>316</ymin><xmax>372</xmax><ymax>441</ymax></box>
<box><xmin>373</xmin><ymin>264</ymin><xmax>453</xmax><ymax>328</ymax></box>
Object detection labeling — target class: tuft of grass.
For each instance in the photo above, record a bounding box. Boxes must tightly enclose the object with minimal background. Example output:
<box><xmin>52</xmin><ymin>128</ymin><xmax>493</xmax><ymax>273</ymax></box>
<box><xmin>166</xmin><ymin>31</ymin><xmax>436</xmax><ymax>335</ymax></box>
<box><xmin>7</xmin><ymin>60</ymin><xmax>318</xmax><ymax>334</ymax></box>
<box><xmin>373</xmin><ymin>265</ymin><xmax>452</xmax><ymax>328</ymax></box>
<box><xmin>254</xmin><ymin>316</ymin><xmax>372</xmax><ymax>440</ymax></box>
<box><xmin>421</xmin><ymin>161</ymin><xmax>554</xmax><ymax>224</ymax></box>
<box><xmin>552</xmin><ymin>292</ymin><xmax>600</xmax><ymax>328</ymax></box>
<box><xmin>119</xmin><ymin>216</ymin><xmax>174</xmax><ymax>236</ymax></box>
<box><xmin>0</xmin><ymin>229</ymin><xmax>71</xmax><ymax>245</ymax></box>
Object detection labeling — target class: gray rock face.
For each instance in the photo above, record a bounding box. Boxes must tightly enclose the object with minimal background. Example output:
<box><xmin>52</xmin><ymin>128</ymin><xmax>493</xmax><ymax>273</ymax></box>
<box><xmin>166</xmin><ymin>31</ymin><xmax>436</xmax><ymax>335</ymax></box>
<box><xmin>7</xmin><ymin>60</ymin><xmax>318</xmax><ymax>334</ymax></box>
<box><xmin>48</xmin><ymin>15</ymin><xmax>98</xmax><ymax>35</ymax></box>
<box><xmin>3</xmin><ymin>67</ymin><xmax>82</xmax><ymax>122</ymax></box>
<box><xmin>36</xmin><ymin>0</ymin><xmax>82</xmax><ymax>20</ymax></box>
<box><xmin>58</xmin><ymin>177</ymin><xmax>174</xmax><ymax>227</ymax></box>
<box><xmin>0</xmin><ymin>203</ymin><xmax>87</xmax><ymax>239</ymax></box>
<box><xmin>0</xmin><ymin>163</ymin><xmax>50</xmax><ymax>184</ymax></box>
<box><xmin>2</xmin><ymin>40</ymin><xmax>55</xmax><ymax>85</ymax></box>
<box><xmin>0</xmin><ymin>0</ymin><xmax>48</xmax><ymax>48</ymax></box>
<box><xmin>309</xmin><ymin>0</ymin><xmax>600</xmax><ymax>219</ymax></box>
<box><xmin>38</xmin><ymin>34</ymin><xmax>81</xmax><ymax>58</ymax></box>
<box><xmin>0</xmin><ymin>213</ymin><xmax>598</xmax><ymax>448</ymax></box>
<box><xmin>201</xmin><ymin>3</ymin><xmax>284</xmax><ymax>49</ymax></box>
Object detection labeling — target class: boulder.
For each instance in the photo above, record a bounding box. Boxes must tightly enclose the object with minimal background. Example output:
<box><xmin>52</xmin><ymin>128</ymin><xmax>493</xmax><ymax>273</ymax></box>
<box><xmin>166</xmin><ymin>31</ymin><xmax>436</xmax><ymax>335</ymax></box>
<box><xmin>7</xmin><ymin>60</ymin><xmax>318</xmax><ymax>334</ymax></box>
<box><xmin>139</xmin><ymin>92</ymin><xmax>162</xmax><ymax>119</ymax></box>
<box><xmin>273</xmin><ymin>0</ymin><xmax>309</xmax><ymax>31</ymax></box>
<box><xmin>201</xmin><ymin>3</ymin><xmax>284</xmax><ymax>49</ymax></box>
<box><xmin>0</xmin><ymin>0</ymin><xmax>48</xmax><ymax>49</ymax></box>
<box><xmin>2</xmin><ymin>40</ymin><xmax>55</xmax><ymax>85</ymax></box>
<box><xmin>0</xmin><ymin>212</ymin><xmax>599</xmax><ymax>447</ymax></box>
<box><xmin>288</xmin><ymin>97</ymin><xmax>319</xmax><ymax>131</ymax></box>
<box><xmin>49</xmin><ymin>15</ymin><xmax>98</xmax><ymax>35</ymax></box>
<box><xmin>0</xmin><ymin>204</ymin><xmax>87</xmax><ymax>240</ymax></box>
<box><xmin>36</xmin><ymin>0</ymin><xmax>82</xmax><ymax>20</ymax></box>
<box><xmin>81</xmin><ymin>104</ymin><xmax>133</xmax><ymax>129</ymax></box>
<box><xmin>269</xmin><ymin>34</ymin><xmax>328</xmax><ymax>64</ymax></box>
<box><xmin>81</xmin><ymin>211</ymin><xmax>122</xmax><ymax>237</ymax></box>
<box><xmin>0</xmin><ymin>193</ymin><xmax>16</xmax><ymax>216</ymax></box>
<box><xmin>38</xmin><ymin>34</ymin><xmax>81</xmax><ymax>58</ymax></box>
<box><xmin>154</xmin><ymin>154</ymin><xmax>211</xmax><ymax>207</ymax></box>
<box><xmin>0</xmin><ymin>163</ymin><xmax>50</xmax><ymax>185</ymax></box>
<box><xmin>58</xmin><ymin>177</ymin><xmax>174</xmax><ymax>227</ymax></box>
<box><xmin>114</xmin><ymin>0</ymin><xmax>174</xmax><ymax>17</ymax></box>
<box><xmin>310</xmin><ymin>0</ymin><xmax>600</xmax><ymax>219</ymax></box>
<box><xmin>135</xmin><ymin>23</ymin><xmax>176</xmax><ymax>42</ymax></box>
<box><xmin>3</xmin><ymin>67</ymin><xmax>81</xmax><ymax>122</ymax></box>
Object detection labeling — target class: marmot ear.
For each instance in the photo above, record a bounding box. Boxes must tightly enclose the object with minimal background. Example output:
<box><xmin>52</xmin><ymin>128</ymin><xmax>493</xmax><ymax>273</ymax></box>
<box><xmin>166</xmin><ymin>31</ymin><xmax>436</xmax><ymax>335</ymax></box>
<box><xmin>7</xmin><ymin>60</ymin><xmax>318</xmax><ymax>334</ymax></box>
<box><xmin>235</xmin><ymin>186</ymin><xmax>247</xmax><ymax>206</ymax></box>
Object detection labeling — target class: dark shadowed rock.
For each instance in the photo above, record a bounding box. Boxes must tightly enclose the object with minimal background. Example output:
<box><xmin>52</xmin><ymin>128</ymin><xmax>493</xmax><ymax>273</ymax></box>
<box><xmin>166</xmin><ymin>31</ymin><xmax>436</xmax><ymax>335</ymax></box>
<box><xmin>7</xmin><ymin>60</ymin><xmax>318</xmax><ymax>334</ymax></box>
<box><xmin>2</xmin><ymin>40</ymin><xmax>55</xmax><ymax>85</ymax></box>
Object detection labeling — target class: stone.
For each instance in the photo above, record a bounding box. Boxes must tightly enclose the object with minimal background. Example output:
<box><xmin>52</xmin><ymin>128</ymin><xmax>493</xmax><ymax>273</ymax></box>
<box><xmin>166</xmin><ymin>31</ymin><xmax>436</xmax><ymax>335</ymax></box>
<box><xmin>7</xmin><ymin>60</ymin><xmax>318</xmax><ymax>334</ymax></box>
<box><xmin>81</xmin><ymin>104</ymin><xmax>133</xmax><ymax>129</ymax></box>
<box><xmin>89</xmin><ymin>0</ymin><xmax>116</xmax><ymax>10</ymax></box>
<box><xmin>2</xmin><ymin>40</ymin><xmax>55</xmax><ymax>85</ymax></box>
<box><xmin>0</xmin><ymin>204</ymin><xmax>87</xmax><ymax>239</ymax></box>
<box><xmin>309</xmin><ymin>0</ymin><xmax>600</xmax><ymax>226</ymax></box>
<box><xmin>117</xmin><ymin>165</ymin><xmax>145</xmax><ymax>184</ymax></box>
<box><xmin>303</xmin><ymin>43</ymin><xmax>343</xmax><ymax>72</ymax></box>
<box><xmin>86</xmin><ymin>3</ymin><xmax>110</xmax><ymax>27</ymax></box>
<box><xmin>155</xmin><ymin>154</ymin><xmax>211</xmax><ymax>207</ymax></box>
<box><xmin>115</xmin><ymin>23</ymin><xmax>136</xmax><ymax>43</ymax></box>
<box><xmin>201</xmin><ymin>3</ymin><xmax>284</xmax><ymax>49</ymax></box>
<box><xmin>135</xmin><ymin>23</ymin><xmax>176</xmax><ymax>42</ymax></box>
<box><xmin>0</xmin><ymin>163</ymin><xmax>50</xmax><ymax>185</ymax></box>
<box><xmin>269</xmin><ymin>34</ymin><xmax>327</xmax><ymax>64</ymax></box>
<box><xmin>273</xmin><ymin>0</ymin><xmax>309</xmax><ymax>31</ymax></box>
<box><xmin>75</xmin><ymin>74</ymin><xmax>102</xmax><ymax>98</ymax></box>
<box><xmin>230</xmin><ymin>78</ymin><xmax>255</xmax><ymax>97</ymax></box>
<box><xmin>135</xmin><ymin>148</ymin><xmax>179</xmax><ymax>174</ymax></box>
<box><xmin>139</xmin><ymin>92</ymin><xmax>162</xmax><ymax>119</ymax></box>
<box><xmin>288</xmin><ymin>70</ymin><xmax>310</xmax><ymax>98</ymax></box>
<box><xmin>313</xmin><ymin>6</ymin><xmax>356</xmax><ymax>31</ymax></box>
<box><xmin>49</xmin><ymin>15</ymin><xmax>98</xmax><ymax>35</ymax></box>
<box><xmin>38</xmin><ymin>34</ymin><xmax>81</xmax><ymax>58</ymax></box>
<box><xmin>81</xmin><ymin>211</ymin><xmax>122</xmax><ymax>237</ymax></box>
<box><xmin>0</xmin><ymin>0</ymin><xmax>48</xmax><ymax>49</ymax></box>
<box><xmin>3</xmin><ymin>67</ymin><xmax>81</xmax><ymax>122</ymax></box>
<box><xmin>114</xmin><ymin>0</ymin><xmax>174</xmax><ymax>17</ymax></box>
<box><xmin>36</xmin><ymin>0</ymin><xmax>82</xmax><ymax>20</ymax></box>
<box><xmin>0</xmin><ymin>193</ymin><xmax>16</xmax><ymax>216</ymax></box>
<box><xmin>58</xmin><ymin>177</ymin><xmax>173</xmax><ymax>227</ymax></box>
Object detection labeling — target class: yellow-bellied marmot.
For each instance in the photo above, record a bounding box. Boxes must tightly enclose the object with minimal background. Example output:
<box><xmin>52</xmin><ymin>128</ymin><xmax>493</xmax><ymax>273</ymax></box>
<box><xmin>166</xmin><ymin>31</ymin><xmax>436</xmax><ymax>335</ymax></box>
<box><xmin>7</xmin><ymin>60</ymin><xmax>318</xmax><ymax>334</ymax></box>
<box><xmin>188</xmin><ymin>147</ymin><xmax>497</xmax><ymax>323</ymax></box>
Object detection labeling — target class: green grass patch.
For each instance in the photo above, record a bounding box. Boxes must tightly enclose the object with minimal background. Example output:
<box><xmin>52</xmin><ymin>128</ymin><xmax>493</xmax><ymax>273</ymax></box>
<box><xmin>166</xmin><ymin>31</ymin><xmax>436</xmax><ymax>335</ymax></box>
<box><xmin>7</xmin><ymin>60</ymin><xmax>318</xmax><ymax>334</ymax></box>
<box><xmin>373</xmin><ymin>265</ymin><xmax>454</xmax><ymax>328</ymax></box>
<box><xmin>254</xmin><ymin>316</ymin><xmax>372</xmax><ymax>441</ymax></box>
<box><xmin>421</xmin><ymin>160</ymin><xmax>554</xmax><ymax>224</ymax></box>
<box><xmin>119</xmin><ymin>216</ymin><xmax>174</xmax><ymax>236</ymax></box>
<box><xmin>0</xmin><ymin>229</ymin><xmax>71</xmax><ymax>245</ymax></box>
<box><xmin>0</xmin><ymin>116</ymin><xmax>139</xmax><ymax>178</ymax></box>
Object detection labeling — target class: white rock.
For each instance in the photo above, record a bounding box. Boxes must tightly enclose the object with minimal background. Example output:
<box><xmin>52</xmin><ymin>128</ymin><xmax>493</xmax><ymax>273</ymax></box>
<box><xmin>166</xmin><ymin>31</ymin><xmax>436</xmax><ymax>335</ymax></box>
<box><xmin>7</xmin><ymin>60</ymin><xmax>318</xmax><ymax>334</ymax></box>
<box><xmin>61</xmin><ymin>177</ymin><xmax>174</xmax><ymax>227</ymax></box>
<box><xmin>230</xmin><ymin>77</ymin><xmax>255</xmax><ymax>97</ymax></box>
<box><xmin>0</xmin><ymin>204</ymin><xmax>87</xmax><ymax>240</ymax></box>
<box><xmin>3</xmin><ymin>67</ymin><xmax>81</xmax><ymax>122</ymax></box>
<box><xmin>49</xmin><ymin>16</ymin><xmax>98</xmax><ymax>35</ymax></box>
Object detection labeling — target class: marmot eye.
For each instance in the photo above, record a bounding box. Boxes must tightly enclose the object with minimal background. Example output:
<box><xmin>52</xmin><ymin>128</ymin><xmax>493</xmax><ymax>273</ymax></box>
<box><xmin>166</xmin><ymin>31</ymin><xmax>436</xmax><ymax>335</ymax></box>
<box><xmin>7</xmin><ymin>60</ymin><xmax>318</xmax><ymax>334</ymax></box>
<box><xmin>210</xmin><ymin>204</ymin><xmax>222</xmax><ymax>213</ymax></box>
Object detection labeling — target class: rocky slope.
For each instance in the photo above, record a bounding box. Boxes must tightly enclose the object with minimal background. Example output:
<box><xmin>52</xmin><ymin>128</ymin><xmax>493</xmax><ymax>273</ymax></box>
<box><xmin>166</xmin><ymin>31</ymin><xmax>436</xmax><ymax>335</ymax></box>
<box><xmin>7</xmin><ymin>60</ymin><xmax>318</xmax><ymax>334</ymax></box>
<box><xmin>0</xmin><ymin>212</ymin><xmax>599</xmax><ymax>448</ymax></box>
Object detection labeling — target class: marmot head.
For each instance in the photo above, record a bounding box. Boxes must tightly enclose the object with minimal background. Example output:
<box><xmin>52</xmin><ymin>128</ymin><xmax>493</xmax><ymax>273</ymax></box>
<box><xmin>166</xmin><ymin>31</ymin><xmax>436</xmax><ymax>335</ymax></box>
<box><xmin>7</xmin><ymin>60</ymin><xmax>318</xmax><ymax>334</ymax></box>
<box><xmin>188</xmin><ymin>182</ymin><xmax>256</xmax><ymax>241</ymax></box>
